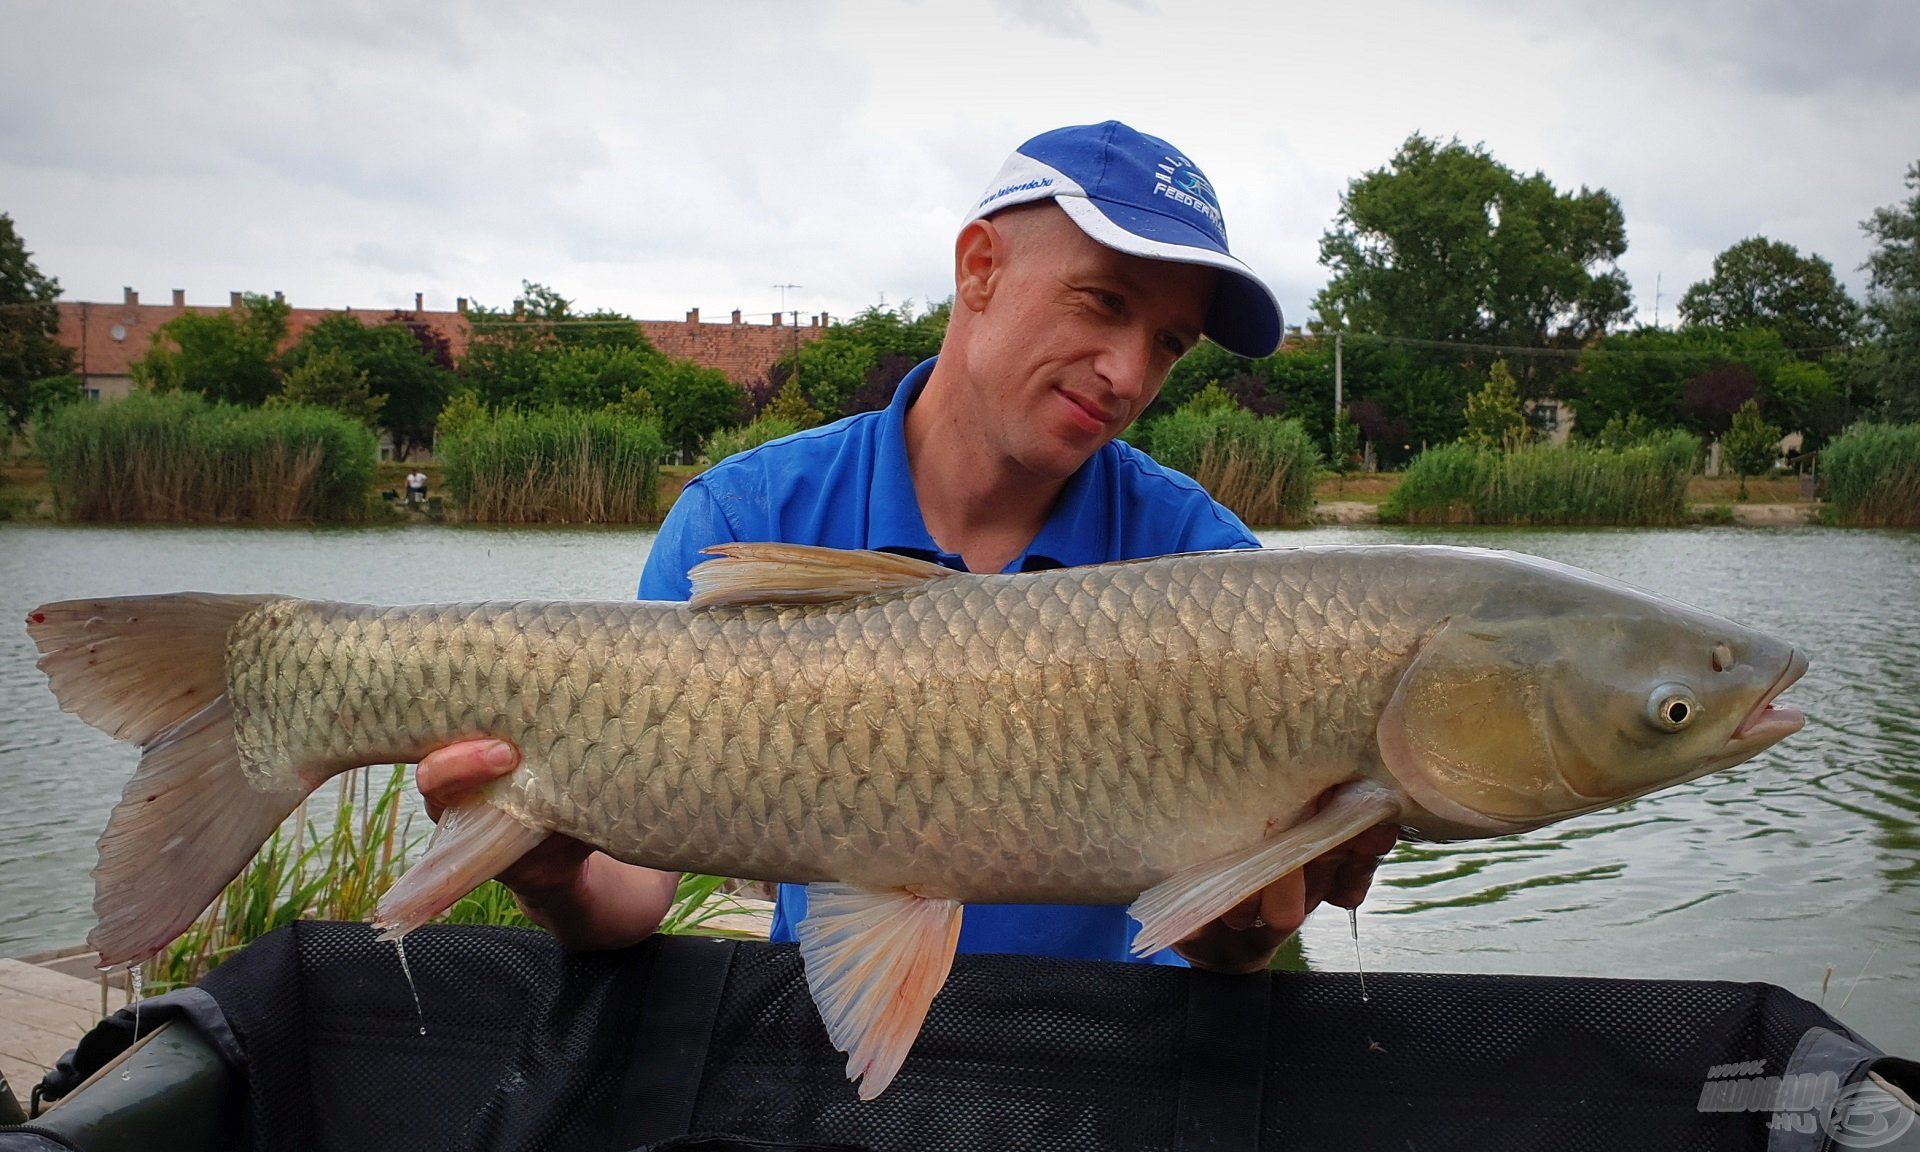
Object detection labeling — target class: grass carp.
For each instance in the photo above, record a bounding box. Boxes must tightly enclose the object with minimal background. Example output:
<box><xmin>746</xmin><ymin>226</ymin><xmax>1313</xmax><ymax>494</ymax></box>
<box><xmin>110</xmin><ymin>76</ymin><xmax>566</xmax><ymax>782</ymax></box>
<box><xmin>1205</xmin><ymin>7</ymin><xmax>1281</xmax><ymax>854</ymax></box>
<box><xmin>26</xmin><ymin>542</ymin><xmax>1807</xmax><ymax>1098</ymax></box>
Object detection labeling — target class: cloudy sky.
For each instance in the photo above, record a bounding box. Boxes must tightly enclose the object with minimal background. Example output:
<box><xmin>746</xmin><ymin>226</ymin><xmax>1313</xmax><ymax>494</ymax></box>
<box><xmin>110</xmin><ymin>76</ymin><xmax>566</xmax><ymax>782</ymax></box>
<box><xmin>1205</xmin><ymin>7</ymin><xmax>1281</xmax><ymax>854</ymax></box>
<box><xmin>4</xmin><ymin>1</ymin><xmax>1916</xmax><ymax>334</ymax></box>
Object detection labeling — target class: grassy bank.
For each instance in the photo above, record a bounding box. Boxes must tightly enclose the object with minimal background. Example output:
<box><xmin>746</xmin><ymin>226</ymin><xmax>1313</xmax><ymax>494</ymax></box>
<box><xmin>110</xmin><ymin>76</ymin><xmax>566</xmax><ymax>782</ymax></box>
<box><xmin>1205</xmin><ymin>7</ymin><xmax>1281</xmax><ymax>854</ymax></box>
<box><xmin>37</xmin><ymin>392</ymin><xmax>376</xmax><ymax>522</ymax></box>
<box><xmin>1822</xmin><ymin>423</ymin><xmax>1920</xmax><ymax>527</ymax></box>
<box><xmin>1383</xmin><ymin>432</ymin><xmax>1698</xmax><ymax>526</ymax></box>
<box><xmin>438</xmin><ymin>408</ymin><xmax>667</xmax><ymax>523</ymax></box>
<box><xmin>1139</xmin><ymin>408</ymin><xmax>1320</xmax><ymax>527</ymax></box>
<box><xmin>149</xmin><ymin>766</ymin><xmax>751</xmax><ymax>993</ymax></box>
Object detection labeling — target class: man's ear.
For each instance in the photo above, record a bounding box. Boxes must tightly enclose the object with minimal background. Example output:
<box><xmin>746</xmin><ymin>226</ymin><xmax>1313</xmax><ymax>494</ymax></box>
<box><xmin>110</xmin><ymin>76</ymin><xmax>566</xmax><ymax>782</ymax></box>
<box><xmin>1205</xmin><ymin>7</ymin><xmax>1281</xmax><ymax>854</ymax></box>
<box><xmin>953</xmin><ymin>219</ymin><xmax>1001</xmax><ymax>313</ymax></box>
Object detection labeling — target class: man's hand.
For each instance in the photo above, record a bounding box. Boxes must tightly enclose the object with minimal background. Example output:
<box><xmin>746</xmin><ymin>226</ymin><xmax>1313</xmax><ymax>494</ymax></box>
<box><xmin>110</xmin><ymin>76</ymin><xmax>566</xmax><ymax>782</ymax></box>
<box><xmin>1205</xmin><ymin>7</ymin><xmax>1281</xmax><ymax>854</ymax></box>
<box><xmin>416</xmin><ymin>739</ymin><xmax>678</xmax><ymax>950</ymax></box>
<box><xmin>1170</xmin><ymin>822</ymin><xmax>1398</xmax><ymax>974</ymax></box>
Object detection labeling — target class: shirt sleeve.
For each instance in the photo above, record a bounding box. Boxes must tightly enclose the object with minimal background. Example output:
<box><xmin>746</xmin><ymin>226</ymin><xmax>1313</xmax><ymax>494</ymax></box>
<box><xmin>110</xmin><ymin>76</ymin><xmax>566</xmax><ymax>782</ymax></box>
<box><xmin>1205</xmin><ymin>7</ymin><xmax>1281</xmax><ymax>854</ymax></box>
<box><xmin>638</xmin><ymin>478</ymin><xmax>741</xmax><ymax>602</ymax></box>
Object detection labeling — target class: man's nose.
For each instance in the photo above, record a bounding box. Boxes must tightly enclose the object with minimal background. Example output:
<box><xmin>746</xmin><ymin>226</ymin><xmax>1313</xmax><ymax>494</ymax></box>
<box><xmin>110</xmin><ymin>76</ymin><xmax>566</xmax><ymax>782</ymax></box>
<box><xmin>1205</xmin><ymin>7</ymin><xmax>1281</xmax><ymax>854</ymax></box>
<box><xmin>1098</xmin><ymin>333</ymin><xmax>1156</xmax><ymax>402</ymax></box>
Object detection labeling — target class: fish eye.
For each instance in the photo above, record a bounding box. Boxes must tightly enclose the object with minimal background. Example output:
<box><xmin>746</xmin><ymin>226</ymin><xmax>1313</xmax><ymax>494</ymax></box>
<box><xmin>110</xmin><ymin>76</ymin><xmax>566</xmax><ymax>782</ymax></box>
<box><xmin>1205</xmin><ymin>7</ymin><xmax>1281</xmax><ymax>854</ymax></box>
<box><xmin>1646</xmin><ymin>685</ymin><xmax>1698</xmax><ymax>732</ymax></box>
<box><xmin>1711</xmin><ymin>643</ymin><xmax>1733</xmax><ymax>672</ymax></box>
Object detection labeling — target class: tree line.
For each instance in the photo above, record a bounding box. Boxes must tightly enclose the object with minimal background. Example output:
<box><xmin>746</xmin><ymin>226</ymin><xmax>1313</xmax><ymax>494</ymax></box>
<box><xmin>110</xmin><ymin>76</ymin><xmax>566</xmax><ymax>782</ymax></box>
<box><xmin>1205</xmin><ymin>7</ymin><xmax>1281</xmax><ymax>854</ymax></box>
<box><xmin>3</xmin><ymin>135</ymin><xmax>1915</xmax><ymax>466</ymax></box>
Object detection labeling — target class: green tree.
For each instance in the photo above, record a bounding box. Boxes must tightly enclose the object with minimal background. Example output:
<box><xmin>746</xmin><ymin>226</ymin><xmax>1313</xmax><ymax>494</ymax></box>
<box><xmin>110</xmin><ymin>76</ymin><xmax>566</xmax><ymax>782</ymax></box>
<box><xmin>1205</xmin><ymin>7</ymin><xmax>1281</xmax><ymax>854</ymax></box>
<box><xmin>1315</xmin><ymin>135</ymin><xmax>1632</xmax><ymax>376</ymax></box>
<box><xmin>1461</xmin><ymin>360</ymin><xmax>1528</xmax><ymax>449</ymax></box>
<box><xmin>1327</xmin><ymin>407</ymin><xmax>1361</xmax><ymax>489</ymax></box>
<box><xmin>134</xmin><ymin>293</ymin><xmax>289</xmax><ymax>406</ymax></box>
<box><xmin>774</xmin><ymin>300</ymin><xmax>950</xmax><ymax>419</ymax></box>
<box><xmin>0</xmin><ymin>213</ymin><xmax>76</xmax><ymax>434</ymax></box>
<box><xmin>651</xmin><ymin>360</ymin><xmax>743</xmax><ymax>458</ymax></box>
<box><xmin>533</xmin><ymin>344</ymin><xmax>666</xmax><ymax>412</ymax></box>
<box><xmin>269</xmin><ymin>347</ymin><xmax>386</xmax><ymax>427</ymax></box>
<box><xmin>281</xmin><ymin>312</ymin><xmax>451</xmax><ymax>457</ymax></box>
<box><xmin>1766</xmin><ymin>360</ymin><xmax>1843</xmax><ymax>450</ymax></box>
<box><xmin>1721</xmin><ymin>399</ymin><xmax>1781</xmax><ymax>499</ymax></box>
<box><xmin>459</xmin><ymin>282</ymin><xmax>654</xmax><ymax>410</ymax></box>
<box><xmin>1854</xmin><ymin>160</ymin><xmax>1920</xmax><ymax>421</ymax></box>
<box><xmin>1592</xmin><ymin>411</ymin><xmax>1654</xmax><ymax>450</ymax></box>
<box><xmin>1181</xmin><ymin>381</ymin><xmax>1240</xmax><ymax>415</ymax></box>
<box><xmin>1677</xmin><ymin>236</ymin><xmax>1859</xmax><ymax>357</ymax></box>
<box><xmin>764</xmin><ymin>376</ymin><xmax>823</xmax><ymax>428</ymax></box>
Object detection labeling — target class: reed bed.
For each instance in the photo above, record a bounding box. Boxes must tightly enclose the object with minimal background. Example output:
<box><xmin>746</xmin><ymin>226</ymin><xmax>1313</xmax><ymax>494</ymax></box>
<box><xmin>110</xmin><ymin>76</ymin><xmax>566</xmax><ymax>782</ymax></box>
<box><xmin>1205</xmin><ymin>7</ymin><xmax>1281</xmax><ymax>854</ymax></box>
<box><xmin>1140</xmin><ymin>408</ymin><xmax>1321</xmax><ymax>526</ymax></box>
<box><xmin>703</xmin><ymin>415</ymin><xmax>802</xmax><ymax>464</ymax></box>
<box><xmin>1385</xmin><ymin>431</ymin><xmax>1698</xmax><ymax>526</ymax></box>
<box><xmin>1822</xmin><ymin>423</ymin><xmax>1920</xmax><ymax>527</ymax></box>
<box><xmin>38</xmin><ymin>391</ymin><xmax>374</xmax><ymax>522</ymax></box>
<box><xmin>148</xmin><ymin>766</ymin><xmax>746</xmax><ymax>992</ymax></box>
<box><xmin>438</xmin><ymin>408</ymin><xmax>666</xmax><ymax>523</ymax></box>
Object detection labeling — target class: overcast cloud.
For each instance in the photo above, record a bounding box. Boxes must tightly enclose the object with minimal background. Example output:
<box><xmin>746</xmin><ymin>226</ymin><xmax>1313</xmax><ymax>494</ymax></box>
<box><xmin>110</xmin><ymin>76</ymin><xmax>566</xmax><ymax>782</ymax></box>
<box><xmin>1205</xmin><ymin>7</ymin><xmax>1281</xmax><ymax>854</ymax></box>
<box><xmin>4</xmin><ymin>1</ymin><xmax>1915</xmax><ymax>333</ymax></box>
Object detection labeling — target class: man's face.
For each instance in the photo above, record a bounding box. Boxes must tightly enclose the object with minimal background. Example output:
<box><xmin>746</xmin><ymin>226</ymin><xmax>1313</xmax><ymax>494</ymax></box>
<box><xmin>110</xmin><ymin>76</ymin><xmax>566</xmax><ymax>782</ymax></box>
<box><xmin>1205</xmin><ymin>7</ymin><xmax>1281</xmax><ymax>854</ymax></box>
<box><xmin>958</xmin><ymin>205</ymin><xmax>1216</xmax><ymax>481</ymax></box>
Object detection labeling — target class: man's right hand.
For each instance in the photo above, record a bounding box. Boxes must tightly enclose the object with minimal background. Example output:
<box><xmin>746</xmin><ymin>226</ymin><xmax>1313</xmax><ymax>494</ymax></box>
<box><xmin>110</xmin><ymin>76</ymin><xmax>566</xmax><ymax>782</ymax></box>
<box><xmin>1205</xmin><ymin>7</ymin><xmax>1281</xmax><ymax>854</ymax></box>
<box><xmin>415</xmin><ymin>739</ymin><xmax>680</xmax><ymax>951</ymax></box>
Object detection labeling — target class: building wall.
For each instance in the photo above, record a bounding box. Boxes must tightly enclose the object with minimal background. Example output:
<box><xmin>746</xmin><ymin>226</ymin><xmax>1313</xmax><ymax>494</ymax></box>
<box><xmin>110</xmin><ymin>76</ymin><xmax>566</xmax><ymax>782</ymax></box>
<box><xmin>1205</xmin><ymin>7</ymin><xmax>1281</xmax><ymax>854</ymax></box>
<box><xmin>55</xmin><ymin>292</ymin><xmax>828</xmax><ymax>396</ymax></box>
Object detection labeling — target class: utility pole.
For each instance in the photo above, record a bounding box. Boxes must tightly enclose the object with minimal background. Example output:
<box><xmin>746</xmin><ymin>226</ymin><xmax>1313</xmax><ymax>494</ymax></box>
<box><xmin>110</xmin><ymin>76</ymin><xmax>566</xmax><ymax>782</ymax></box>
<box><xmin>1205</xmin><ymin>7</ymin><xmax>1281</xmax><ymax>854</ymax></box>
<box><xmin>1334</xmin><ymin>330</ymin><xmax>1344</xmax><ymax>417</ymax></box>
<box><xmin>1654</xmin><ymin>273</ymin><xmax>1663</xmax><ymax>329</ymax></box>
<box><xmin>773</xmin><ymin>284</ymin><xmax>803</xmax><ymax>398</ymax></box>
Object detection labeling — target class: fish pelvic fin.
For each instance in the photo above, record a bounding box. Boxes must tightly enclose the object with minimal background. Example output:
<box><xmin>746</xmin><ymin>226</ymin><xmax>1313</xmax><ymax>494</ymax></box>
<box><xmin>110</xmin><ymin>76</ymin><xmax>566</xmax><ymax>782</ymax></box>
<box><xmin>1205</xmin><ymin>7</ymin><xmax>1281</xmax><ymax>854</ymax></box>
<box><xmin>26</xmin><ymin>593</ymin><xmax>314</xmax><ymax>969</ymax></box>
<box><xmin>796</xmin><ymin>883</ymin><xmax>964</xmax><ymax>1100</ymax></box>
<box><xmin>373</xmin><ymin>799</ymin><xmax>547</xmax><ymax>940</ymax></box>
<box><xmin>1127</xmin><ymin>781</ymin><xmax>1404</xmax><ymax>957</ymax></box>
<box><xmin>688</xmin><ymin>543</ymin><xmax>956</xmax><ymax>609</ymax></box>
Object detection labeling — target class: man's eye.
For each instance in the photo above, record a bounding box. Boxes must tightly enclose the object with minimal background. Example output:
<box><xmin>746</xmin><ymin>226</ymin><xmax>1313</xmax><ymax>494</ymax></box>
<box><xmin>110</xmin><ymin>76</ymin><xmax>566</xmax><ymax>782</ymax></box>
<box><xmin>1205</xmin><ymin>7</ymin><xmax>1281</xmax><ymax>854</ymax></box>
<box><xmin>1160</xmin><ymin>334</ymin><xmax>1187</xmax><ymax>356</ymax></box>
<box><xmin>1095</xmin><ymin>291</ymin><xmax>1124</xmax><ymax>312</ymax></box>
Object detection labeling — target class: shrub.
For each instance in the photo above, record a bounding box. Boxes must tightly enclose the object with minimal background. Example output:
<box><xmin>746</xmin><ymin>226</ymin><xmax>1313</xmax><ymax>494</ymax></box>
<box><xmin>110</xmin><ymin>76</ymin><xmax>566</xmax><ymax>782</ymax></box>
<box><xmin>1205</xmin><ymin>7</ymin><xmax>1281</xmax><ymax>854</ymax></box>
<box><xmin>1138</xmin><ymin>407</ymin><xmax>1321</xmax><ymax>526</ymax></box>
<box><xmin>1385</xmin><ymin>431</ymin><xmax>1698</xmax><ymax>525</ymax></box>
<box><xmin>39</xmin><ymin>390</ymin><xmax>375</xmax><ymax>521</ymax></box>
<box><xmin>1822</xmin><ymin>423</ymin><xmax>1920</xmax><ymax>527</ymax></box>
<box><xmin>704</xmin><ymin>415</ymin><xmax>802</xmax><ymax>464</ymax></box>
<box><xmin>438</xmin><ymin>407</ymin><xmax>666</xmax><ymax>523</ymax></box>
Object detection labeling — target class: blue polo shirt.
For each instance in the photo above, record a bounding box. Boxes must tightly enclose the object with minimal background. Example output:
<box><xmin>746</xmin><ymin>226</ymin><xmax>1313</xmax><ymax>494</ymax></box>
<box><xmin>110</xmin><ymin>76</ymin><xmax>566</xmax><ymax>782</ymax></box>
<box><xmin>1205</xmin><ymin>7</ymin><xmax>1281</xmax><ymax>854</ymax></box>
<box><xmin>638</xmin><ymin>356</ymin><xmax>1258</xmax><ymax>964</ymax></box>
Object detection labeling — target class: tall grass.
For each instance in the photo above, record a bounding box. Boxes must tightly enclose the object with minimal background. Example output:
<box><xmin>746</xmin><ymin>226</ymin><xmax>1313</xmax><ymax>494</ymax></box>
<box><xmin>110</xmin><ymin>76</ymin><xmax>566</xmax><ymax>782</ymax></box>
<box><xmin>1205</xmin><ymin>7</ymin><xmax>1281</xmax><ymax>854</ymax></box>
<box><xmin>1139</xmin><ymin>408</ymin><xmax>1321</xmax><ymax>526</ymax></box>
<box><xmin>1385</xmin><ymin>431</ymin><xmax>1699</xmax><ymax>526</ymax></box>
<box><xmin>1823</xmin><ymin>423</ymin><xmax>1920</xmax><ymax>527</ymax></box>
<box><xmin>148</xmin><ymin>766</ymin><xmax>747</xmax><ymax>992</ymax></box>
<box><xmin>438</xmin><ymin>408</ymin><xmax>666</xmax><ymax>523</ymax></box>
<box><xmin>38</xmin><ymin>391</ymin><xmax>374</xmax><ymax>522</ymax></box>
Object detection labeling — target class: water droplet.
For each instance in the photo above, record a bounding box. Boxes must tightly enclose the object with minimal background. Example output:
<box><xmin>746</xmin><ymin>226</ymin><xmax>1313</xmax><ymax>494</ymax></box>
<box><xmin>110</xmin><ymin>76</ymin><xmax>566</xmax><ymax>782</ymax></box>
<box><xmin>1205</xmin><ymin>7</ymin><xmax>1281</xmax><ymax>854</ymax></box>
<box><xmin>120</xmin><ymin>1070</ymin><xmax>132</xmax><ymax>1081</ymax></box>
<box><xmin>129</xmin><ymin>963</ymin><xmax>145</xmax><ymax>1039</ymax></box>
<box><xmin>393</xmin><ymin>937</ymin><xmax>427</xmax><ymax>1036</ymax></box>
<box><xmin>1350</xmin><ymin>906</ymin><xmax>1369</xmax><ymax>1004</ymax></box>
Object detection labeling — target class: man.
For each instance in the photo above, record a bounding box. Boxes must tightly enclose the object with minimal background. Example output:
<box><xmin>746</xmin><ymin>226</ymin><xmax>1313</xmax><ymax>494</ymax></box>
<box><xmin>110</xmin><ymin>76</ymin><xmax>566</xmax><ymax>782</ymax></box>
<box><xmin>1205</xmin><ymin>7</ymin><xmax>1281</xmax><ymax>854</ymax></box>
<box><xmin>419</xmin><ymin>121</ymin><xmax>1397</xmax><ymax>973</ymax></box>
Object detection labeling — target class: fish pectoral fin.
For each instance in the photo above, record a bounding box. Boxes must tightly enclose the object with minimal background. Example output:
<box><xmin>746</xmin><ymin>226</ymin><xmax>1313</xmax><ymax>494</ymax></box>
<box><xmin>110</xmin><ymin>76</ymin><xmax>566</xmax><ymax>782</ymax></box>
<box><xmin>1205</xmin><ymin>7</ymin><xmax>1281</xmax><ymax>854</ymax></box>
<box><xmin>372</xmin><ymin>800</ymin><xmax>547</xmax><ymax>940</ymax></box>
<box><xmin>688</xmin><ymin>543</ymin><xmax>956</xmax><ymax>609</ymax></box>
<box><xmin>796</xmin><ymin>883</ymin><xmax>964</xmax><ymax>1100</ymax></box>
<box><xmin>1128</xmin><ymin>781</ymin><xmax>1403</xmax><ymax>956</ymax></box>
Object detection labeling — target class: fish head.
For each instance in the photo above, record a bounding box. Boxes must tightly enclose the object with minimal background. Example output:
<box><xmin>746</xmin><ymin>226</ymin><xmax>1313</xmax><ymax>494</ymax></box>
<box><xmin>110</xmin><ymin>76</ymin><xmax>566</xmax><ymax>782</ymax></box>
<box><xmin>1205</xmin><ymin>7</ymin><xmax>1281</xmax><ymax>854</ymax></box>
<box><xmin>1378</xmin><ymin>555</ymin><xmax>1807</xmax><ymax>839</ymax></box>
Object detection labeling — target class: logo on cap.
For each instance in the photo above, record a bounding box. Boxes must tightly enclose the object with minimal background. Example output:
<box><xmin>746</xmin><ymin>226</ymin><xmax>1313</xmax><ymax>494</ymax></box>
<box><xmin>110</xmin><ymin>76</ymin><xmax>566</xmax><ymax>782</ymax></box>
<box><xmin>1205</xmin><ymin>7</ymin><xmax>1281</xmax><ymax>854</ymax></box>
<box><xmin>1153</xmin><ymin>154</ymin><xmax>1224</xmax><ymax>235</ymax></box>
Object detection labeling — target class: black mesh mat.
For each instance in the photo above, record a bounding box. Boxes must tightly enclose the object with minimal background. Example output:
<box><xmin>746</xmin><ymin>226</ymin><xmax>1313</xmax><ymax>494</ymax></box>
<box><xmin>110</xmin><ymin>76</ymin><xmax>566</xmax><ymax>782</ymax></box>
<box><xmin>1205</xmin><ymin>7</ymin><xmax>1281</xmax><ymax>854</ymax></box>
<box><xmin>36</xmin><ymin>921</ymin><xmax>1904</xmax><ymax>1151</ymax></box>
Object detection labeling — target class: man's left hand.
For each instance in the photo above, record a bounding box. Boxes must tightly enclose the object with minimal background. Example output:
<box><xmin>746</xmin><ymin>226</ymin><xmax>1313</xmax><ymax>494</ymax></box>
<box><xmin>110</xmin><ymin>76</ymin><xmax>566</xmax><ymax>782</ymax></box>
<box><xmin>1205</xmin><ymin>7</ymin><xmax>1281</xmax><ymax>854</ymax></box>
<box><xmin>1170</xmin><ymin>822</ymin><xmax>1399</xmax><ymax>974</ymax></box>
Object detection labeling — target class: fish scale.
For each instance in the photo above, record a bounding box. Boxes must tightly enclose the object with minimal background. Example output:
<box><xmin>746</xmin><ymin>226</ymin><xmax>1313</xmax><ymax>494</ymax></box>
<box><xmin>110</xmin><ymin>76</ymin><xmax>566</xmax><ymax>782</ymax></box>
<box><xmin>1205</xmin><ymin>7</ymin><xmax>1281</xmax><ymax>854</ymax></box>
<box><xmin>211</xmin><ymin>551</ymin><xmax>1427</xmax><ymax>903</ymax></box>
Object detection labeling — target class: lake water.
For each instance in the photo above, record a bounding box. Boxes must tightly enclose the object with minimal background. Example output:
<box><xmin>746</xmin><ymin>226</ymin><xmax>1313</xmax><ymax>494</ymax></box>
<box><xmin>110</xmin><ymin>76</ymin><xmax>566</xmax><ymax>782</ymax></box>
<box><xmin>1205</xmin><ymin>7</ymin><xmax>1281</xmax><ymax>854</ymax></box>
<box><xmin>1</xmin><ymin>522</ymin><xmax>1914</xmax><ymax>1054</ymax></box>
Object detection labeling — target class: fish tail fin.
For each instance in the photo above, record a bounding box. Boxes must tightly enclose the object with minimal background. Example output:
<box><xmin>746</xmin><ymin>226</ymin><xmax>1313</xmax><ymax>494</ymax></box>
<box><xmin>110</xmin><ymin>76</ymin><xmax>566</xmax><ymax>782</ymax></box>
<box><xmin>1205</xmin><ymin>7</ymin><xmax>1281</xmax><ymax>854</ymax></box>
<box><xmin>27</xmin><ymin>594</ymin><xmax>316</xmax><ymax>969</ymax></box>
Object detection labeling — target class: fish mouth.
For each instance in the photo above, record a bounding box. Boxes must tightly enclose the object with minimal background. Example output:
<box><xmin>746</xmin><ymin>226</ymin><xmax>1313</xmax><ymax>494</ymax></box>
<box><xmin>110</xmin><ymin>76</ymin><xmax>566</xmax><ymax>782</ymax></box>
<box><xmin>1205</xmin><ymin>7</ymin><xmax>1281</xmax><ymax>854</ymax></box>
<box><xmin>1729</xmin><ymin>648</ymin><xmax>1808</xmax><ymax>745</ymax></box>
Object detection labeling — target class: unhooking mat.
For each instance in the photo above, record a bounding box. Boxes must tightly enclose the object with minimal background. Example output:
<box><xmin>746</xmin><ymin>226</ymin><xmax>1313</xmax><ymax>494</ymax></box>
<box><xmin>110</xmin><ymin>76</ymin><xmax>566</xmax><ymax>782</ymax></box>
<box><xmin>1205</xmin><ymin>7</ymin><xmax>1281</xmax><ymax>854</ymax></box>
<box><xmin>11</xmin><ymin>920</ymin><xmax>1920</xmax><ymax>1151</ymax></box>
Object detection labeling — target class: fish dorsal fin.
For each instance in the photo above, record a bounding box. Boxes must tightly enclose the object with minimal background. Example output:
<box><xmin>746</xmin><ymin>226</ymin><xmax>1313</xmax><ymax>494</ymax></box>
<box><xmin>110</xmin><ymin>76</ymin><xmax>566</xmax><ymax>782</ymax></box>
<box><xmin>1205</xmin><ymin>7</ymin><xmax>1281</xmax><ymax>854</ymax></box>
<box><xmin>687</xmin><ymin>543</ymin><xmax>956</xmax><ymax>609</ymax></box>
<box><xmin>797</xmin><ymin>884</ymin><xmax>964</xmax><ymax>1099</ymax></box>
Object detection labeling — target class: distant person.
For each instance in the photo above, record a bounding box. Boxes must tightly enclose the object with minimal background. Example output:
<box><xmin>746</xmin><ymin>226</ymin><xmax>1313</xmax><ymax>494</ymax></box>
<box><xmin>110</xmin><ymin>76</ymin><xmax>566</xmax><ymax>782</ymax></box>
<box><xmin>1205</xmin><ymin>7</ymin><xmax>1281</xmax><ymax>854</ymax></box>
<box><xmin>416</xmin><ymin>121</ymin><xmax>1397</xmax><ymax>971</ymax></box>
<box><xmin>405</xmin><ymin>469</ymin><xmax>427</xmax><ymax>506</ymax></box>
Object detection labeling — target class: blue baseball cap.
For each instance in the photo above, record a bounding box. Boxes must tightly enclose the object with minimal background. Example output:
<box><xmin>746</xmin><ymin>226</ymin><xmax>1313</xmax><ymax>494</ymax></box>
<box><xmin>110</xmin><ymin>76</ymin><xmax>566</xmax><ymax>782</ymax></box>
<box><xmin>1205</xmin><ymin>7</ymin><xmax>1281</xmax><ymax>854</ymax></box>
<box><xmin>964</xmin><ymin>120</ymin><xmax>1284</xmax><ymax>358</ymax></box>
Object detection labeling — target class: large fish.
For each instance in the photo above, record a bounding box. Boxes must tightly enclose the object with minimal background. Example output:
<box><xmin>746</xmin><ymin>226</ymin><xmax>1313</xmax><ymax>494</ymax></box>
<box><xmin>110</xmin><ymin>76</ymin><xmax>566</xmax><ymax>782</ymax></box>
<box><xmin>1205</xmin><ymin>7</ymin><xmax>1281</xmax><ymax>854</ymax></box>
<box><xmin>27</xmin><ymin>543</ymin><xmax>1806</xmax><ymax>1097</ymax></box>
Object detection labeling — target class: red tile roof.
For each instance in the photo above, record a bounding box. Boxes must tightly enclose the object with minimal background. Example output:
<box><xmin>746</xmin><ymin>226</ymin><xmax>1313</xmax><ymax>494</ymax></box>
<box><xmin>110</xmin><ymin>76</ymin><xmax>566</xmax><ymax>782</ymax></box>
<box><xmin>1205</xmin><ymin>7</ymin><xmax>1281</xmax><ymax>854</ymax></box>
<box><xmin>56</xmin><ymin>298</ymin><xmax>827</xmax><ymax>387</ymax></box>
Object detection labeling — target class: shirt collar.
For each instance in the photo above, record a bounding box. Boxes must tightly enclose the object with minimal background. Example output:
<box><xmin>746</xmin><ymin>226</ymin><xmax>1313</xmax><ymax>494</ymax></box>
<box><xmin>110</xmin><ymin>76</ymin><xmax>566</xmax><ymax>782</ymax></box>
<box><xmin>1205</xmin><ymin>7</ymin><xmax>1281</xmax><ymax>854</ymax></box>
<box><xmin>866</xmin><ymin>356</ymin><xmax>1109</xmax><ymax>572</ymax></box>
